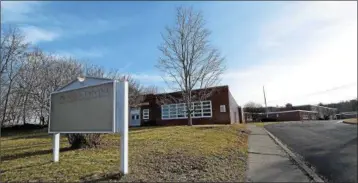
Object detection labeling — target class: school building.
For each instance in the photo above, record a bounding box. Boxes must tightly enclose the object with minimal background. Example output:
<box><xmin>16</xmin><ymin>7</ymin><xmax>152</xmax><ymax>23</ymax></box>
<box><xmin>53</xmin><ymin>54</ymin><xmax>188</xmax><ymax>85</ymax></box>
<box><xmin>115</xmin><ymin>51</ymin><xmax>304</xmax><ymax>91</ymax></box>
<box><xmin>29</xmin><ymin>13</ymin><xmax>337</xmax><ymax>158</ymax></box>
<box><xmin>129</xmin><ymin>85</ymin><xmax>245</xmax><ymax>126</ymax></box>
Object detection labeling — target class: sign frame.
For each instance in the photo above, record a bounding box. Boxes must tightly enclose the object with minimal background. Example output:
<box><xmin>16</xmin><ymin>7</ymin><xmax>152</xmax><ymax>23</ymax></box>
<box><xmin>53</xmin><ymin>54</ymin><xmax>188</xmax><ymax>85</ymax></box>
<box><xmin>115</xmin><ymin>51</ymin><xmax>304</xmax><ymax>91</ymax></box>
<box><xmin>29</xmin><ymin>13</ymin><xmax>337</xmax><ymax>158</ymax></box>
<box><xmin>49</xmin><ymin>79</ymin><xmax>129</xmax><ymax>174</ymax></box>
<box><xmin>48</xmin><ymin>81</ymin><xmax>117</xmax><ymax>134</ymax></box>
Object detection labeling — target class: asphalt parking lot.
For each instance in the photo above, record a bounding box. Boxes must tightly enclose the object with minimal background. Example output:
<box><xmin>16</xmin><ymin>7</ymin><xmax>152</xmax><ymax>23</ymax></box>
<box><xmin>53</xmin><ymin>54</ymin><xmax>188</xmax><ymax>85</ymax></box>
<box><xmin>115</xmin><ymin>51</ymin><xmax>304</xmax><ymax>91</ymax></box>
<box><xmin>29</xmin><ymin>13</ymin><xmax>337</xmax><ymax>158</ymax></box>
<box><xmin>265</xmin><ymin>120</ymin><xmax>357</xmax><ymax>183</ymax></box>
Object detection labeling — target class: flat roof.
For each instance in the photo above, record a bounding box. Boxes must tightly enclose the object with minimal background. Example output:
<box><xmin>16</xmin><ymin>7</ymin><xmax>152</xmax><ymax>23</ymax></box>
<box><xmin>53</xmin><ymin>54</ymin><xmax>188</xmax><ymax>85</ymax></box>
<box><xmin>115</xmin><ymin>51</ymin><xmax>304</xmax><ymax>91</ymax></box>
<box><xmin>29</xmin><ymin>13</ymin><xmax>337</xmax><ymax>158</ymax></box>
<box><xmin>154</xmin><ymin>85</ymin><xmax>229</xmax><ymax>96</ymax></box>
<box><xmin>338</xmin><ymin>111</ymin><xmax>358</xmax><ymax>115</ymax></box>
<box><xmin>294</xmin><ymin>104</ymin><xmax>337</xmax><ymax>110</ymax></box>
<box><xmin>259</xmin><ymin>110</ymin><xmax>318</xmax><ymax>114</ymax></box>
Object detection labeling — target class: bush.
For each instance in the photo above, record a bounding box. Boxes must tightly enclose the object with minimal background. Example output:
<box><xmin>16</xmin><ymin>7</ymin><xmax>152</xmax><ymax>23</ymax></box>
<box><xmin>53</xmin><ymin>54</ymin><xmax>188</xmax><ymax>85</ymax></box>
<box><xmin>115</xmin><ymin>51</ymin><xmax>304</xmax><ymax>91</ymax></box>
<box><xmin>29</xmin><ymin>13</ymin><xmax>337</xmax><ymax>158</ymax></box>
<box><xmin>261</xmin><ymin>118</ymin><xmax>278</xmax><ymax>122</ymax></box>
<box><xmin>66</xmin><ymin>134</ymin><xmax>102</xmax><ymax>149</ymax></box>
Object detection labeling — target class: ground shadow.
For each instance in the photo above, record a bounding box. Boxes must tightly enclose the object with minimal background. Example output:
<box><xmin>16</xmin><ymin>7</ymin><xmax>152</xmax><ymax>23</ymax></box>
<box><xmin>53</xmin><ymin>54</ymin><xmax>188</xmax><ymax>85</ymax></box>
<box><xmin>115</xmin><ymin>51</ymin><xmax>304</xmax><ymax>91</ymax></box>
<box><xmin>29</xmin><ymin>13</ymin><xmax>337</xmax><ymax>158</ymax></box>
<box><xmin>1</xmin><ymin>147</ymin><xmax>72</xmax><ymax>161</ymax></box>
<box><xmin>194</xmin><ymin>126</ymin><xmax>217</xmax><ymax>130</ymax></box>
<box><xmin>1</xmin><ymin>125</ymin><xmax>47</xmax><ymax>137</ymax></box>
<box><xmin>1</xmin><ymin>161</ymin><xmax>51</xmax><ymax>173</ymax></box>
<box><xmin>81</xmin><ymin>172</ymin><xmax>124</xmax><ymax>182</ymax></box>
<box><xmin>4</xmin><ymin>134</ymin><xmax>50</xmax><ymax>141</ymax></box>
<box><xmin>2</xmin><ymin>142</ymin><xmax>50</xmax><ymax>152</ymax></box>
<box><xmin>129</xmin><ymin>126</ymin><xmax>169</xmax><ymax>132</ymax></box>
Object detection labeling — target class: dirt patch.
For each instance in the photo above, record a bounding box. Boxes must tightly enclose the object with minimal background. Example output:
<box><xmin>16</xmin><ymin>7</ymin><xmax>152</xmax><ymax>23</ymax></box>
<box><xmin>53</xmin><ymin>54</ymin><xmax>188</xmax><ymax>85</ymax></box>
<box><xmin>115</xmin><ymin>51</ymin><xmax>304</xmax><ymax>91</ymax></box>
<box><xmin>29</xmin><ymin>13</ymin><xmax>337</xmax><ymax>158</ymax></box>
<box><xmin>82</xmin><ymin>149</ymin><xmax>246</xmax><ymax>182</ymax></box>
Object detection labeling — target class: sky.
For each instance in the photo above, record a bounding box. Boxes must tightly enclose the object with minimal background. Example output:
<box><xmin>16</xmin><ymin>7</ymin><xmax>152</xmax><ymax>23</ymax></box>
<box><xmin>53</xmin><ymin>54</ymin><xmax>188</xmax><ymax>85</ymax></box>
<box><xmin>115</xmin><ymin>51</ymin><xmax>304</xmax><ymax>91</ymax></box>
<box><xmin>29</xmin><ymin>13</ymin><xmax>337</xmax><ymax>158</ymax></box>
<box><xmin>1</xmin><ymin>1</ymin><xmax>357</xmax><ymax>107</ymax></box>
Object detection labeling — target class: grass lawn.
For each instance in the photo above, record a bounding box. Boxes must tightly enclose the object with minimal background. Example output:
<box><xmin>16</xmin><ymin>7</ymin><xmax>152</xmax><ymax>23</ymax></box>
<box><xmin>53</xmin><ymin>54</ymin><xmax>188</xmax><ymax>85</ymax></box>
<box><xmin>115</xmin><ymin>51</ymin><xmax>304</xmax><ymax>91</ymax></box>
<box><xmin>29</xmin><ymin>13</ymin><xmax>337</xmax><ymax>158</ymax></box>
<box><xmin>249</xmin><ymin>122</ymin><xmax>279</xmax><ymax>127</ymax></box>
<box><xmin>1</xmin><ymin>124</ymin><xmax>248</xmax><ymax>182</ymax></box>
<box><xmin>343</xmin><ymin>118</ymin><xmax>358</xmax><ymax>124</ymax></box>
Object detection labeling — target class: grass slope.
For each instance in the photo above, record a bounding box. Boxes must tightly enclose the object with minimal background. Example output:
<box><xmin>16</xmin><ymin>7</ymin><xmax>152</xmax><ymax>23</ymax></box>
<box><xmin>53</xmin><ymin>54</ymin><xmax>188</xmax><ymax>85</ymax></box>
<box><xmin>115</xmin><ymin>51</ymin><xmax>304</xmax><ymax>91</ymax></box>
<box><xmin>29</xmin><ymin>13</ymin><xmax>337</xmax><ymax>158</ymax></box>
<box><xmin>1</xmin><ymin>124</ymin><xmax>248</xmax><ymax>182</ymax></box>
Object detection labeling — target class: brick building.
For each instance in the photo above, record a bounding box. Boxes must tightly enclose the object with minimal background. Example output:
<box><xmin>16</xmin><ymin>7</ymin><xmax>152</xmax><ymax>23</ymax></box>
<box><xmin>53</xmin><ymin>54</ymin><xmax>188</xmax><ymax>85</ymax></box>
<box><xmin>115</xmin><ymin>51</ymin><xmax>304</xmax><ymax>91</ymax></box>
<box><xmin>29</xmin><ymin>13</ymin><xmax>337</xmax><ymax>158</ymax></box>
<box><xmin>244</xmin><ymin>105</ymin><xmax>337</xmax><ymax>122</ymax></box>
<box><xmin>293</xmin><ymin>105</ymin><xmax>337</xmax><ymax>120</ymax></box>
<box><xmin>336</xmin><ymin>111</ymin><xmax>358</xmax><ymax>119</ymax></box>
<box><xmin>262</xmin><ymin>110</ymin><xmax>318</xmax><ymax>121</ymax></box>
<box><xmin>129</xmin><ymin>85</ymin><xmax>244</xmax><ymax>126</ymax></box>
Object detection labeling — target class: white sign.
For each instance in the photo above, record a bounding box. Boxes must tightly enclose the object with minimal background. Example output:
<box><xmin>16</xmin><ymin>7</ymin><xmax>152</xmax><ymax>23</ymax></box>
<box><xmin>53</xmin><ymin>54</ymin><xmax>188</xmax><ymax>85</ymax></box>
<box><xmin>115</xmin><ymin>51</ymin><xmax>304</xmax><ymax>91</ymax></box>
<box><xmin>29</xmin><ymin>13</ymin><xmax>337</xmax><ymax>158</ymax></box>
<box><xmin>49</xmin><ymin>79</ymin><xmax>128</xmax><ymax>174</ymax></box>
<box><xmin>49</xmin><ymin>82</ymin><xmax>115</xmax><ymax>133</ymax></box>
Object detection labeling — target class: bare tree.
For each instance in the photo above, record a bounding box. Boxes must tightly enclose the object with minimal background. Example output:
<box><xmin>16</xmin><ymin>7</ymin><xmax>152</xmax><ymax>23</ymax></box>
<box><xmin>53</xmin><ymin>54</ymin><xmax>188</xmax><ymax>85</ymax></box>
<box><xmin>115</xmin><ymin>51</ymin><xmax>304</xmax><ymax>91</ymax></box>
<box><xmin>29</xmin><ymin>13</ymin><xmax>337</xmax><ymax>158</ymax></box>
<box><xmin>143</xmin><ymin>85</ymin><xmax>159</xmax><ymax>95</ymax></box>
<box><xmin>285</xmin><ymin>103</ymin><xmax>293</xmax><ymax>109</ymax></box>
<box><xmin>105</xmin><ymin>70</ymin><xmax>145</xmax><ymax>107</ymax></box>
<box><xmin>244</xmin><ymin>101</ymin><xmax>264</xmax><ymax>114</ymax></box>
<box><xmin>244</xmin><ymin>101</ymin><xmax>263</xmax><ymax>109</ymax></box>
<box><xmin>156</xmin><ymin>6</ymin><xmax>225</xmax><ymax>126</ymax></box>
<box><xmin>1</xmin><ymin>25</ymin><xmax>151</xmax><ymax>149</ymax></box>
<box><xmin>0</xmin><ymin>26</ymin><xmax>29</xmax><ymax>126</ymax></box>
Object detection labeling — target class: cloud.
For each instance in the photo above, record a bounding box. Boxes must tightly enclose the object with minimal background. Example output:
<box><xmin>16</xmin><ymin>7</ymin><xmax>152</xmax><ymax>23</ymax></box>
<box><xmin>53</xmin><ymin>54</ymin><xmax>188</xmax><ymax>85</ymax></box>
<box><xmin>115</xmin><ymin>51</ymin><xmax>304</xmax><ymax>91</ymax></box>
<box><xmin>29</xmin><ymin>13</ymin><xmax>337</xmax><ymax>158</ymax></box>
<box><xmin>131</xmin><ymin>73</ymin><xmax>163</xmax><ymax>82</ymax></box>
<box><xmin>1</xmin><ymin>1</ymin><xmax>127</xmax><ymax>44</ymax></box>
<box><xmin>56</xmin><ymin>47</ymin><xmax>108</xmax><ymax>59</ymax></box>
<box><xmin>1</xmin><ymin>1</ymin><xmax>59</xmax><ymax>43</ymax></box>
<box><xmin>20</xmin><ymin>26</ymin><xmax>60</xmax><ymax>44</ymax></box>
<box><xmin>0</xmin><ymin>1</ymin><xmax>47</xmax><ymax>23</ymax></box>
<box><xmin>50</xmin><ymin>14</ymin><xmax>129</xmax><ymax>37</ymax></box>
<box><xmin>224</xmin><ymin>1</ymin><xmax>357</xmax><ymax>106</ymax></box>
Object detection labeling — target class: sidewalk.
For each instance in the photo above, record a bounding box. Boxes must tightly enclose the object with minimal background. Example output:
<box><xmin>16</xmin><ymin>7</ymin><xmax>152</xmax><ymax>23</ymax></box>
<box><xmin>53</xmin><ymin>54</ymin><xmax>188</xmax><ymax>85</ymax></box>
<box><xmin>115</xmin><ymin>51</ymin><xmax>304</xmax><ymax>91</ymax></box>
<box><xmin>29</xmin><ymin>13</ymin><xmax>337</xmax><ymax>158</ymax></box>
<box><xmin>246</xmin><ymin>125</ymin><xmax>311</xmax><ymax>182</ymax></box>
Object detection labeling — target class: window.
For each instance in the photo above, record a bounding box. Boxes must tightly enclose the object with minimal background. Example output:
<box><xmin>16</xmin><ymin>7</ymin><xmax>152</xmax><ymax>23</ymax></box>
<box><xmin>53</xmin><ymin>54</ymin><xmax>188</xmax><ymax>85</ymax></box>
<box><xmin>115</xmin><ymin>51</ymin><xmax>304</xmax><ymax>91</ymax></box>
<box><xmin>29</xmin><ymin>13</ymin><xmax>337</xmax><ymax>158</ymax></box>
<box><xmin>177</xmin><ymin>103</ymin><xmax>186</xmax><ymax>118</ymax></box>
<box><xmin>202</xmin><ymin>101</ymin><xmax>212</xmax><ymax>117</ymax></box>
<box><xmin>161</xmin><ymin>101</ymin><xmax>212</xmax><ymax>120</ymax></box>
<box><xmin>143</xmin><ymin>109</ymin><xmax>149</xmax><ymax>120</ymax></box>
<box><xmin>162</xmin><ymin>105</ymin><xmax>169</xmax><ymax>119</ymax></box>
<box><xmin>220</xmin><ymin>105</ymin><xmax>226</xmax><ymax>112</ymax></box>
<box><xmin>169</xmin><ymin>104</ymin><xmax>177</xmax><ymax>118</ymax></box>
<box><xmin>132</xmin><ymin>114</ymin><xmax>139</xmax><ymax>120</ymax></box>
<box><xmin>193</xmin><ymin>102</ymin><xmax>202</xmax><ymax>117</ymax></box>
<box><xmin>302</xmin><ymin>114</ymin><xmax>309</xmax><ymax>120</ymax></box>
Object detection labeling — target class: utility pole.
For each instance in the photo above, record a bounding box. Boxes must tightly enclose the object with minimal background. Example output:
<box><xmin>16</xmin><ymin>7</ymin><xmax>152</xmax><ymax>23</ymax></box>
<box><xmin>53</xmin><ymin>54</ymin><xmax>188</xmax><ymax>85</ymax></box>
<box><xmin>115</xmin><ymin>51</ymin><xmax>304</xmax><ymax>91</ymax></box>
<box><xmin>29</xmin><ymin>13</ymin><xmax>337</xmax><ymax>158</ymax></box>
<box><xmin>263</xmin><ymin>86</ymin><xmax>268</xmax><ymax>118</ymax></box>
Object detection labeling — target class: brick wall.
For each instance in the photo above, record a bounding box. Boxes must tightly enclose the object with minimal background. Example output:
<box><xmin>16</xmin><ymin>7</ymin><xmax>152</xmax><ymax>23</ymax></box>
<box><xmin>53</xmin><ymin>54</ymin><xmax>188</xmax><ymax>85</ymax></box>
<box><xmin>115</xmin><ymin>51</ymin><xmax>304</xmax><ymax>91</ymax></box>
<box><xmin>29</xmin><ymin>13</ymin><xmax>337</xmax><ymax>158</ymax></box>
<box><xmin>139</xmin><ymin>86</ymin><xmax>232</xmax><ymax>126</ymax></box>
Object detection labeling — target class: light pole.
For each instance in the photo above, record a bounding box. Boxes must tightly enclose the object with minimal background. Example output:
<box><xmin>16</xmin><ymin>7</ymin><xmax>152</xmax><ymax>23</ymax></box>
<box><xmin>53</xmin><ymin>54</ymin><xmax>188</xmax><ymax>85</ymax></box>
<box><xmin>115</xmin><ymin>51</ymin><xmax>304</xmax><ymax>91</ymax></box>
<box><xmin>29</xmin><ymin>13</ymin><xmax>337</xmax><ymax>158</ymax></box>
<box><xmin>263</xmin><ymin>86</ymin><xmax>268</xmax><ymax>118</ymax></box>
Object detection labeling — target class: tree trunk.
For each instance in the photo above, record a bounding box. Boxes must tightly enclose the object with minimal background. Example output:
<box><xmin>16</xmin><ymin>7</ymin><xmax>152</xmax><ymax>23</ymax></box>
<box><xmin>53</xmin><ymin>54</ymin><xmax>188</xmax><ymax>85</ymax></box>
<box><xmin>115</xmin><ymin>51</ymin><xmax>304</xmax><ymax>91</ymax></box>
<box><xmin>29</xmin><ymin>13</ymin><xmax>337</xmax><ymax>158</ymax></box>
<box><xmin>1</xmin><ymin>79</ymin><xmax>13</xmax><ymax>125</ymax></box>
<box><xmin>188</xmin><ymin>115</ymin><xmax>193</xmax><ymax>126</ymax></box>
<box><xmin>187</xmin><ymin>90</ymin><xmax>193</xmax><ymax>126</ymax></box>
<box><xmin>22</xmin><ymin>94</ymin><xmax>29</xmax><ymax>125</ymax></box>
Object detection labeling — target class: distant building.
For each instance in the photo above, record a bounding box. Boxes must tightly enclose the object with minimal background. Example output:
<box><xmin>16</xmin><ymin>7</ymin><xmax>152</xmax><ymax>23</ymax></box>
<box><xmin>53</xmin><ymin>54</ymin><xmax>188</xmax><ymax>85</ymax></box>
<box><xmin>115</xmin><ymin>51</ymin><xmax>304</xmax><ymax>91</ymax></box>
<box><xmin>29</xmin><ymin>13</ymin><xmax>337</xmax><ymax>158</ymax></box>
<box><xmin>262</xmin><ymin>110</ymin><xmax>318</xmax><ymax>121</ymax></box>
<box><xmin>293</xmin><ymin>105</ymin><xmax>337</xmax><ymax>120</ymax></box>
<box><xmin>244</xmin><ymin>104</ymin><xmax>338</xmax><ymax>122</ymax></box>
<box><xmin>336</xmin><ymin>111</ymin><xmax>357</xmax><ymax>119</ymax></box>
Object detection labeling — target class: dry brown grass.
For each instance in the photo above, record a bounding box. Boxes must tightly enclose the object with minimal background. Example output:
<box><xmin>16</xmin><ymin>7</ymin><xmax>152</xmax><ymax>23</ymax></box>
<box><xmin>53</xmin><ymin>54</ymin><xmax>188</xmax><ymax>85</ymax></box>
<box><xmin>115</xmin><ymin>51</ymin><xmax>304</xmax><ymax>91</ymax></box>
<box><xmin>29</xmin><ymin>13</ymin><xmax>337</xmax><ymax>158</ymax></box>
<box><xmin>249</xmin><ymin>122</ymin><xmax>279</xmax><ymax>127</ymax></box>
<box><xmin>1</xmin><ymin>124</ymin><xmax>248</xmax><ymax>182</ymax></box>
<box><xmin>343</xmin><ymin>118</ymin><xmax>358</xmax><ymax>124</ymax></box>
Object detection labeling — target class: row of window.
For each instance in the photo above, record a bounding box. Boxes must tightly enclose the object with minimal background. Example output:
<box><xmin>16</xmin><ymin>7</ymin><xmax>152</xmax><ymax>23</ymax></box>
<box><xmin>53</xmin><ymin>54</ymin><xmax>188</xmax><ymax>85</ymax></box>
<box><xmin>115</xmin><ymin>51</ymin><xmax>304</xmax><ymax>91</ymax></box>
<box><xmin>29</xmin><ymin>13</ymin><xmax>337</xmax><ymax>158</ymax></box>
<box><xmin>138</xmin><ymin>101</ymin><xmax>219</xmax><ymax>120</ymax></box>
<box><xmin>161</xmin><ymin>101</ymin><xmax>212</xmax><ymax>120</ymax></box>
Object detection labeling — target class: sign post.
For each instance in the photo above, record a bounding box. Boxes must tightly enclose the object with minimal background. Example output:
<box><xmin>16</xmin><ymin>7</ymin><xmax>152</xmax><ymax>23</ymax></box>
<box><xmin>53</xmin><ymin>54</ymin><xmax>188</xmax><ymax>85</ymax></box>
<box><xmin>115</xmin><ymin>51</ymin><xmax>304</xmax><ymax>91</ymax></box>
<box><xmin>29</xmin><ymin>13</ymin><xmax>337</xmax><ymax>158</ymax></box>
<box><xmin>119</xmin><ymin>80</ymin><xmax>128</xmax><ymax>174</ymax></box>
<box><xmin>53</xmin><ymin>133</ymin><xmax>60</xmax><ymax>162</ymax></box>
<box><xmin>49</xmin><ymin>78</ymin><xmax>129</xmax><ymax>174</ymax></box>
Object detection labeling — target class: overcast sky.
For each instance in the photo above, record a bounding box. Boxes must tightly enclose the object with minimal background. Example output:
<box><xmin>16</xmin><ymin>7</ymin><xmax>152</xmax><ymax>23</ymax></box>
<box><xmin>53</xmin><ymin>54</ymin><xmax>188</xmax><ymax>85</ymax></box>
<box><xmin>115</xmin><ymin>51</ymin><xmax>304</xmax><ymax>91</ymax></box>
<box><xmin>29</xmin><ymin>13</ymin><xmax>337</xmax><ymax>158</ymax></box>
<box><xmin>1</xmin><ymin>1</ymin><xmax>357</xmax><ymax>106</ymax></box>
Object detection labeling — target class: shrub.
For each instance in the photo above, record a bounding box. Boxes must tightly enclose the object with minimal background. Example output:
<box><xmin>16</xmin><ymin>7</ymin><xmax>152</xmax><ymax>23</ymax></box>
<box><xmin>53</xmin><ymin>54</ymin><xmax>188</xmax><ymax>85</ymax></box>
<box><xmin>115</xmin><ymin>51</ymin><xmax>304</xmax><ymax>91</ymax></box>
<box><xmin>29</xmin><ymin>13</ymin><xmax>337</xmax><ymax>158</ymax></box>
<box><xmin>66</xmin><ymin>134</ymin><xmax>102</xmax><ymax>149</ymax></box>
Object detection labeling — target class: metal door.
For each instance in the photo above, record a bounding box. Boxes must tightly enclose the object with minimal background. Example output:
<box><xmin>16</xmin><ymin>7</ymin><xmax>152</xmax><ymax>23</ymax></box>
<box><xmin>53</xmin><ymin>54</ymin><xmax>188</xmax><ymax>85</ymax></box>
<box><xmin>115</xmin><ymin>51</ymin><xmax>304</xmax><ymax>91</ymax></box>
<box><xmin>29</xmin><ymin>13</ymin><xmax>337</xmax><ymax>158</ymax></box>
<box><xmin>130</xmin><ymin>108</ymin><xmax>141</xmax><ymax>126</ymax></box>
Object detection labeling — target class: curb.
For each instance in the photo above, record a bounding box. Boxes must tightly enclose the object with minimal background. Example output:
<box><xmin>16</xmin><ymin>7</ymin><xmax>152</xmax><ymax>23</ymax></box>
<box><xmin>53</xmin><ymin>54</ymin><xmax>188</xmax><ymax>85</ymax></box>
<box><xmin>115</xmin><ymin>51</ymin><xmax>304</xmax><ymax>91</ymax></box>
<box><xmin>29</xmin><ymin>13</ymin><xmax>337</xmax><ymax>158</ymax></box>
<box><xmin>263</xmin><ymin>128</ymin><xmax>325</xmax><ymax>183</ymax></box>
<box><xmin>342</xmin><ymin>121</ymin><xmax>358</xmax><ymax>125</ymax></box>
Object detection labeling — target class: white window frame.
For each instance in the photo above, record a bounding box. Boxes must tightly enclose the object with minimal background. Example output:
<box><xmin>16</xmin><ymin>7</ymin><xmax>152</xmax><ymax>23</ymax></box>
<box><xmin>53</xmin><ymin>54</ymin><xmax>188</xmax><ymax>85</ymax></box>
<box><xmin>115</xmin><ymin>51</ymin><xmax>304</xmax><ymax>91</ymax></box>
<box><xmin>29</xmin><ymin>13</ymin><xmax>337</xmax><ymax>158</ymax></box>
<box><xmin>302</xmin><ymin>114</ymin><xmax>309</xmax><ymax>120</ymax></box>
<box><xmin>143</xmin><ymin>109</ymin><xmax>149</xmax><ymax>120</ymax></box>
<box><xmin>220</xmin><ymin>105</ymin><xmax>226</xmax><ymax>112</ymax></box>
<box><xmin>161</xmin><ymin>100</ymin><xmax>212</xmax><ymax>120</ymax></box>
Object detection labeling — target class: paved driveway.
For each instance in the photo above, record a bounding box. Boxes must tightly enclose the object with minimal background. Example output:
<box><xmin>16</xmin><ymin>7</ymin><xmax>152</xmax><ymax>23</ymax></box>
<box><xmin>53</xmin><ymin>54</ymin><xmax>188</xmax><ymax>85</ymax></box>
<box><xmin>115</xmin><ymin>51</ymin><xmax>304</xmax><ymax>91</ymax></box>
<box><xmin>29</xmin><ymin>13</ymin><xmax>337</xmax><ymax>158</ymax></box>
<box><xmin>265</xmin><ymin>121</ymin><xmax>357</xmax><ymax>183</ymax></box>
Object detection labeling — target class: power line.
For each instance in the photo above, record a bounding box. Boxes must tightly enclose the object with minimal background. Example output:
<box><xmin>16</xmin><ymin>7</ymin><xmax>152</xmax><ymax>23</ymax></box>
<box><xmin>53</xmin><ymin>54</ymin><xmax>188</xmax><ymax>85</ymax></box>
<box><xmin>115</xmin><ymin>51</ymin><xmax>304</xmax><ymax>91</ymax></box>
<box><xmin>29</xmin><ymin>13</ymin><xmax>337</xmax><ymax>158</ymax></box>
<box><xmin>267</xmin><ymin>82</ymin><xmax>357</xmax><ymax>104</ymax></box>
